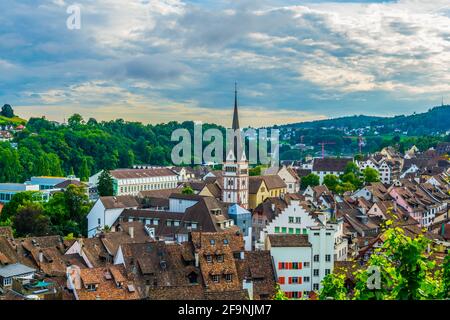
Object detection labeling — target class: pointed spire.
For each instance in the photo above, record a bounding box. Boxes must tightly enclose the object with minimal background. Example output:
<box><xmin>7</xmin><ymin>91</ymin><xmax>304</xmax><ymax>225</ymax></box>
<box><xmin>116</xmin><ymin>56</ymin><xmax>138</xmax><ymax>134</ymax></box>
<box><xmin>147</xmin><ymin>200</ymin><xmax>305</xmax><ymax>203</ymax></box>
<box><xmin>232</xmin><ymin>82</ymin><xmax>240</xmax><ymax>130</ymax></box>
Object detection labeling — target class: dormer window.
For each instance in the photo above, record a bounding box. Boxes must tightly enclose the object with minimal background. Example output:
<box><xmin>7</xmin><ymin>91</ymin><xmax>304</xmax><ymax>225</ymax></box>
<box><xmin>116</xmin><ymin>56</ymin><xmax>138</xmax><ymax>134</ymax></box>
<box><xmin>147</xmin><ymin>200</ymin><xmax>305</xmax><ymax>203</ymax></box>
<box><xmin>223</xmin><ymin>239</ymin><xmax>229</xmax><ymax>245</ymax></box>
<box><xmin>212</xmin><ymin>275</ymin><xmax>220</xmax><ymax>283</ymax></box>
<box><xmin>86</xmin><ymin>284</ymin><xmax>97</xmax><ymax>292</ymax></box>
<box><xmin>206</xmin><ymin>255</ymin><xmax>212</xmax><ymax>263</ymax></box>
<box><xmin>225</xmin><ymin>274</ymin><xmax>233</xmax><ymax>282</ymax></box>
<box><xmin>217</xmin><ymin>255</ymin><xmax>224</xmax><ymax>263</ymax></box>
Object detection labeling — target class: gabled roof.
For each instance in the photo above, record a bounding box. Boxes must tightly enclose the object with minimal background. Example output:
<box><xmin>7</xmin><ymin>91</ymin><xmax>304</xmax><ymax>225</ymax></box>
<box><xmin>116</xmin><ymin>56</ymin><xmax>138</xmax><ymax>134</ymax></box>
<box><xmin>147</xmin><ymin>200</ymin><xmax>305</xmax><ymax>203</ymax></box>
<box><xmin>0</xmin><ymin>263</ymin><xmax>35</xmax><ymax>278</ymax></box>
<box><xmin>249</xmin><ymin>177</ymin><xmax>265</xmax><ymax>194</ymax></box>
<box><xmin>268</xmin><ymin>234</ymin><xmax>311</xmax><ymax>247</ymax></box>
<box><xmin>312</xmin><ymin>158</ymin><xmax>353</xmax><ymax>172</ymax></box>
<box><xmin>138</xmin><ymin>188</ymin><xmax>182</xmax><ymax>199</ymax></box>
<box><xmin>262</xmin><ymin>175</ymin><xmax>287</xmax><ymax>190</ymax></box>
<box><xmin>100</xmin><ymin>196</ymin><xmax>140</xmax><ymax>210</ymax></box>
<box><xmin>54</xmin><ymin>180</ymin><xmax>84</xmax><ymax>189</ymax></box>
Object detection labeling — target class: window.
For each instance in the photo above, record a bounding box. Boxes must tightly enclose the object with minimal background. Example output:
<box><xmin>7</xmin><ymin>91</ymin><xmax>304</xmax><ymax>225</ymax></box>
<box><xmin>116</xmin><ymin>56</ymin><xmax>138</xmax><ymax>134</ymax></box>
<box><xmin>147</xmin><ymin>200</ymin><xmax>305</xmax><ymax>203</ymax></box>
<box><xmin>290</xmin><ymin>277</ymin><xmax>299</xmax><ymax>284</ymax></box>
<box><xmin>212</xmin><ymin>275</ymin><xmax>220</xmax><ymax>283</ymax></box>
<box><xmin>304</xmin><ymin>277</ymin><xmax>310</xmax><ymax>283</ymax></box>
<box><xmin>210</xmin><ymin>239</ymin><xmax>215</xmax><ymax>245</ymax></box>
<box><xmin>97</xmin><ymin>218</ymin><xmax>101</xmax><ymax>225</ymax></box>
<box><xmin>292</xmin><ymin>262</ymin><xmax>298</xmax><ymax>269</ymax></box>
<box><xmin>295</xmin><ymin>217</ymin><xmax>301</xmax><ymax>224</ymax></box>
<box><xmin>313</xmin><ymin>283</ymin><xmax>319</xmax><ymax>291</ymax></box>
<box><xmin>304</xmin><ymin>262</ymin><xmax>310</xmax><ymax>268</ymax></box>
<box><xmin>281</xmin><ymin>227</ymin><xmax>287</xmax><ymax>234</ymax></box>
<box><xmin>325</xmin><ymin>269</ymin><xmax>331</xmax><ymax>276</ymax></box>
<box><xmin>313</xmin><ymin>269</ymin><xmax>319</xmax><ymax>277</ymax></box>
<box><xmin>325</xmin><ymin>255</ymin><xmax>331</xmax><ymax>262</ymax></box>
<box><xmin>87</xmin><ymin>284</ymin><xmax>97</xmax><ymax>291</ymax></box>
<box><xmin>223</xmin><ymin>239</ymin><xmax>229</xmax><ymax>245</ymax></box>
<box><xmin>289</xmin><ymin>228</ymin><xmax>294</xmax><ymax>234</ymax></box>
<box><xmin>275</xmin><ymin>227</ymin><xmax>280</xmax><ymax>234</ymax></box>
<box><xmin>225</xmin><ymin>274</ymin><xmax>232</xmax><ymax>282</ymax></box>
<box><xmin>313</xmin><ymin>255</ymin><xmax>319</xmax><ymax>262</ymax></box>
<box><xmin>206</xmin><ymin>255</ymin><xmax>212</xmax><ymax>263</ymax></box>
<box><xmin>3</xmin><ymin>277</ymin><xmax>12</xmax><ymax>286</ymax></box>
<box><xmin>278</xmin><ymin>277</ymin><xmax>285</xmax><ymax>285</ymax></box>
<box><xmin>217</xmin><ymin>255</ymin><xmax>224</xmax><ymax>263</ymax></box>
<box><xmin>289</xmin><ymin>217</ymin><xmax>294</xmax><ymax>223</ymax></box>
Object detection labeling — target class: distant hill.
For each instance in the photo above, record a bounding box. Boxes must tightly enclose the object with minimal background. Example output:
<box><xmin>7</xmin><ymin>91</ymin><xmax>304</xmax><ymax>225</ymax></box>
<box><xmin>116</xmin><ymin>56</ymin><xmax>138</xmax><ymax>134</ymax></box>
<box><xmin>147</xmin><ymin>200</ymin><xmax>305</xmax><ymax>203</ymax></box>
<box><xmin>283</xmin><ymin>105</ymin><xmax>450</xmax><ymax>135</ymax></box>
<box><xmin>0</xmin><ymin>115</ymin><xmax>26</xmax><ymax>126</ymax></box>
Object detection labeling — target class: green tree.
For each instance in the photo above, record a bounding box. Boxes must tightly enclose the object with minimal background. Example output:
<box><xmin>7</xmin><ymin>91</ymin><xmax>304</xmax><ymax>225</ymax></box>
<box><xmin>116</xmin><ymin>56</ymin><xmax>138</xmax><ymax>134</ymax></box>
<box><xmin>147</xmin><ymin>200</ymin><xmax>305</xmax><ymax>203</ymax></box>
<box><xmin>319</xmin><ymin>273</ymin><xmax>348</xmax><ymax>300</ymax></box>
<box><xmin>363</xmin><ymin>167</ymin><xmax>380</xmax><ymax>184</ymax></box>
<box><xmin>249</xmin><ymin>166</ymin><xmax>262</xmax><ymax>176</ymax></box>
<box><xmin>68</xmin><ymin>113</ymin><xmax>84</xmax><ymax>127</ymax></box>
<box><xmin>47</xmin><ymin>153</ymin><xmax>63</xmax><ymax>177</ymax></box>
<box><xmin>323</xmin><ymin>174</ymin><xmax>340</xmax><ymax>192</ymax></box>
<box><xmin>336</xmin><ymin>181</ymin><xmax>357</xmax><ymax>194</ymax></box>
<box><xmin>301</xmin><ymin>174</ymin><xmax>320</xmax><ymax>190</ymax></box>
<box><xmin>1</xmin><ymin>104</ymin><xmax>15</xmax><ymax>118</ymax></box>
<box><xmin>340</xmin><ymin>172</ymin><xmax>362</xmax><ymax>190</ymax></box>
<box><xmin>79</xmin><ymin>157</ymin><xmax>91</xmax><ymax>182</ymax></box>
<box><xmin>344</xmin><ymin>162</ymin><xmax>360</xmax><ymax>176</ymax></box>
<box><xmin>97</xmin><ymin>170</ymin><xmax>114</xmax><ymax>196</ymax></box>
<box><xmin>13</xmin><ymin>202</ymin><xmax>51</xmax><ymax>237</ymax></box>
<box><xmin>273</xmin><ymin>285</ymin><xmax>289</xmax><ymax>300</ymax></box>
<box><xmin>182</xmin><ymin>186</ymin><xmax>194</xmax><ymax>195</ymax></box>
<box><xmin>1</xmin><ymin>191</ymin><xmax>38</xmax><ymax>222</ymax></box>
<box><xmin>320</xmin><ymin>215</ymin><xmax>449</xmax><ymax>300</ymax></box>
<box><xmin>44</xmin><ymin>185</ymin><xmax>92</xmax><ymax>236</ymax></box>
<box><xmin>35</xmin><ymin>154</ymin><xmax>51</xmax><ymax>176</ymax></box>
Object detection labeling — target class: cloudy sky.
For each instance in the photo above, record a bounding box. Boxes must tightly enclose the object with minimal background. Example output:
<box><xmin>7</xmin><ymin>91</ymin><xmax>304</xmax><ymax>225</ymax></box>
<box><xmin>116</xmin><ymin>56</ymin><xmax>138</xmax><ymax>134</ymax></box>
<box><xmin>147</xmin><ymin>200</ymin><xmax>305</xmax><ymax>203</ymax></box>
<box><xmin>0</xmin><ymin>0</ymin><xmax>449</xmax><ymax>127</ymax></box>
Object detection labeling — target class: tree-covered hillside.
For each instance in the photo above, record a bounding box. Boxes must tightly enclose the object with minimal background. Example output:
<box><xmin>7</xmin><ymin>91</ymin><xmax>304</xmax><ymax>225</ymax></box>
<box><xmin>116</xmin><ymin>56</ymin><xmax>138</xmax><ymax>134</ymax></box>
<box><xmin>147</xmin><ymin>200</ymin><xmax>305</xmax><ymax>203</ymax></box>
<box><xmin>0</xmin><ymin>113</ymin><xmax>224</xmax><ymax>183</ymax></box>
<box><xmin>283</xmin><ymin>105</ymin><xmax>450</xmax><ymax>135</ymax></box>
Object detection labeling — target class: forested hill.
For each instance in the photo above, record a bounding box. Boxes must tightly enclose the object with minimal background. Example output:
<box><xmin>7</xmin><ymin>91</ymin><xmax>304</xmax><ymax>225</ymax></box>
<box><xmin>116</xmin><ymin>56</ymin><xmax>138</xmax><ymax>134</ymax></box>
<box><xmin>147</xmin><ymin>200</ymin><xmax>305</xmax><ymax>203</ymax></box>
<box><xmin>0</xmin><ymin>114</ymin><xmax>223</xmax><ymax>184</ymax></box>
<box><xmin>282</xmin><ymin>105</ymin><xmax>450</xmax><ymax>135</ymax></box>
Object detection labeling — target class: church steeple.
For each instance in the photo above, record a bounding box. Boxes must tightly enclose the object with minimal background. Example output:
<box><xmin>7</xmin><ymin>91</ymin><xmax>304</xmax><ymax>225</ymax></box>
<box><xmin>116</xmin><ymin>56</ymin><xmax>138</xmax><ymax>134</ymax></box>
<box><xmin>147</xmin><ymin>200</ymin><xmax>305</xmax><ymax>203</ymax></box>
<box><xmin>232</xmin><ymin>82</ymin><xmax>240</xmax><ymax>130</ymax></box>
<box><xmin>222</xmin><ymin>83</ymin><xmax>249</xmax><ymax>209</ymax></box>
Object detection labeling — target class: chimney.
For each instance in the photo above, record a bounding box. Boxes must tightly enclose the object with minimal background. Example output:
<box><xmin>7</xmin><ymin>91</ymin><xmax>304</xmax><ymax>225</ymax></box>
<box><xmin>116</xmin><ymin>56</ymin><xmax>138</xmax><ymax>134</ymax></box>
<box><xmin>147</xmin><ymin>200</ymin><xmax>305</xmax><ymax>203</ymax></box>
<box><xmin>38</xmin><ymin>250</ymin><xmax>44</xmax><ymax>263</ymax></box>
<box><xmin>271</xmin><ymin>204</ymin><xmax>275</xmax><ymax>212</ymax></box>
<box><xmin>393</xmin><ymin>201</ymin><xmax>398</xmax><ymax>213</ymax></box>
<box><xmin>129</xmin><ymin>226</ymin><xmax>134</xmax><ymax>239</ymax></box>
<box><xmin>195</xmin><ymin>252</ymin><xmax>199</xmax><ymax>267</ymax></box>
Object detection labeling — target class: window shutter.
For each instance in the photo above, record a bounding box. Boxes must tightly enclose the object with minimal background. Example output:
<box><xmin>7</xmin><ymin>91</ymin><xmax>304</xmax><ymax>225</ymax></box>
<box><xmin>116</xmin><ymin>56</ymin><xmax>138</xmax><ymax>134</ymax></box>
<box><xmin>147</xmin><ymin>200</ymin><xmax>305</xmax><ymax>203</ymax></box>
<box><xmin>289</xmin><ymin>262</ymin><xmax>293</xmax><ymax>270</ymax></box>
<box><xmin>279</xmin><ymin>277</ymin><xmax>285</xmax><ymax>284</ymax></box>
<box><xmin>288</xmin><ymin>277</ymin><xmax>292</xmax><ymax>284</ymax></box>
<box><xmin>299</xmin><ymin>262</ymin><xmax>303</xmax><ymax>269</ymax></box>
<box><xmin>278</xmin><ymin>262</ymin><xmax>282</xmax><ymax>270</ymax></box>
<box><xmin>299</xmin><ymin>277</ymin><xmax>303</xmax><ymax>284</ymax></box>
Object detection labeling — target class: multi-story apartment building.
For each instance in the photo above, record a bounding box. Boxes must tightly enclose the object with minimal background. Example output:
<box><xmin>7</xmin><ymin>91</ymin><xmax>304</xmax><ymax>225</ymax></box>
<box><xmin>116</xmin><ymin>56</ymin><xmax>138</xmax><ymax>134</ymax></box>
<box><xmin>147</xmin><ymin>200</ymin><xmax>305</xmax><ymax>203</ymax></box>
<box><xmin>256</xmin><ymin>199</ymin><xmax>320</xmax><ymax>249</ymax></box>
<box><xmin>266</xmin><ymin>225</ymin><xmax>335</xmax><ymax>298</ymax></box>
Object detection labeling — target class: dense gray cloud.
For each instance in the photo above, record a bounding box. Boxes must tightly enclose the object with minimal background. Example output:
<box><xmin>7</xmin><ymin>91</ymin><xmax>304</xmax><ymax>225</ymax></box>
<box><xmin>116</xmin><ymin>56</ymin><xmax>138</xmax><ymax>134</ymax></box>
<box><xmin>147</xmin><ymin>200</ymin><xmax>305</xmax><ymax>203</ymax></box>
<box><xmin>0</xmin><ymin>0</ymin><xmax>449</xmax><ymax>126</ymax></box>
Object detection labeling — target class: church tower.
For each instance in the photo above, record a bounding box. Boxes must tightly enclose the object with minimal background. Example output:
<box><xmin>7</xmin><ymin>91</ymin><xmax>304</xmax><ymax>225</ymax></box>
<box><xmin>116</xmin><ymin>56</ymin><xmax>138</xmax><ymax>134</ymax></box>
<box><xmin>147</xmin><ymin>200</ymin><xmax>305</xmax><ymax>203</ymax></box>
<box><xmin>222</xmin><ymin>84</ymin><xmax>249</xmax><ymax>209</ymax></box>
